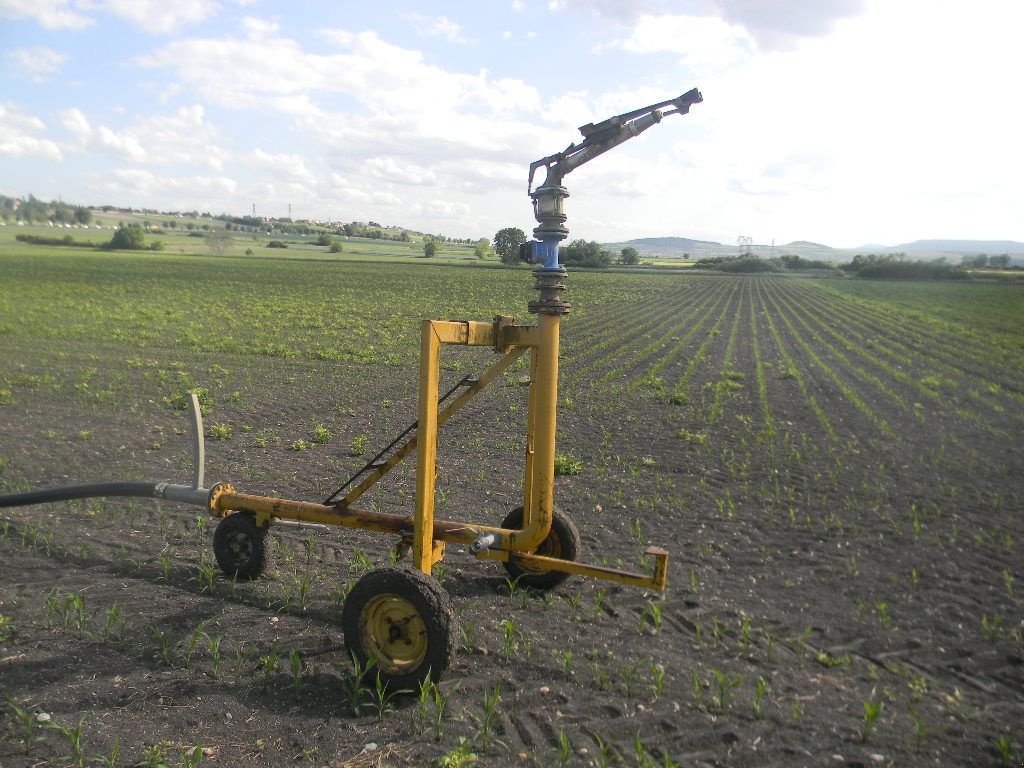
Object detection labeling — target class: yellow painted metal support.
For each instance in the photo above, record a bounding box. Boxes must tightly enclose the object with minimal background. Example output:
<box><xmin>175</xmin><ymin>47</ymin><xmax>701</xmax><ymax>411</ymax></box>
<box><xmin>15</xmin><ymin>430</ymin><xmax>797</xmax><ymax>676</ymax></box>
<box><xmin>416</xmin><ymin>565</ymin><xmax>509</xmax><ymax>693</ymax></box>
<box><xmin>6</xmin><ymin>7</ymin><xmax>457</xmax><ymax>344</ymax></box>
<box><xmin>476</xmin><ymin>545</ymin><xmax>670</xmax><ymax>592</ymax></box>
<box><xmin>340</xmin><ymin>344</ymin><xmax>528</xmax><ymax>508</ymax></box>
<box><xmin>522</xmin><ymin>347</ymin><xmax>539</xmax><ymax>528</ymax></box>
<box><xmin>512</xmin><ymin>312</ymin><xmax>560</xmax><ymax>552</ymax></box>
<box><xmin>414</xmin><ymin>320</ymin><xmax>442</xmax><ymax>574</ymax></box>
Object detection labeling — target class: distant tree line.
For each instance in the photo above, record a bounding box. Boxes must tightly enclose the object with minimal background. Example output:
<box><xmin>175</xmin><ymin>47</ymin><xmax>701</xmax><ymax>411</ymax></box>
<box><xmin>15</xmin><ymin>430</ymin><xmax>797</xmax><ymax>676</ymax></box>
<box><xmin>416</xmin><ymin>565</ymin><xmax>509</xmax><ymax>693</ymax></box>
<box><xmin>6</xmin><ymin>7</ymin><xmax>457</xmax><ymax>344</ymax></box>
<box><xmin>2</xmin><ymin>194</ymin><xmax>92</xmax><ymax>225</ymax></box>
<box><xmin>695</xmin><ymin>252</ymin><xmax>974</xmax><ymax>279</ymax></box>
<box><xmin>15</xmin><ymin>223</ymin><xmax>163</xmax><ymax>252</ymax></box>
<box><xmin>839</xmin><ymin>253</ymin><xmax>968</xmax><ymax>279</ymax></box>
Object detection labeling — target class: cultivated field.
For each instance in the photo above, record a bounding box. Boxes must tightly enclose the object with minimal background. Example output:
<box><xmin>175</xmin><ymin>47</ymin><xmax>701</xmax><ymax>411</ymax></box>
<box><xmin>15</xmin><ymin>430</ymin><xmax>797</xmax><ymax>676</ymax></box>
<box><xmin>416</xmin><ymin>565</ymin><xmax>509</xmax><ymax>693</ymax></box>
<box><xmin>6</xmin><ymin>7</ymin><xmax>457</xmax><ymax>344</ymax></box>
<box><xmin>1</xmin><ymin>240</ymin><xmax>1022</xmax><ymax>767</ymax></box>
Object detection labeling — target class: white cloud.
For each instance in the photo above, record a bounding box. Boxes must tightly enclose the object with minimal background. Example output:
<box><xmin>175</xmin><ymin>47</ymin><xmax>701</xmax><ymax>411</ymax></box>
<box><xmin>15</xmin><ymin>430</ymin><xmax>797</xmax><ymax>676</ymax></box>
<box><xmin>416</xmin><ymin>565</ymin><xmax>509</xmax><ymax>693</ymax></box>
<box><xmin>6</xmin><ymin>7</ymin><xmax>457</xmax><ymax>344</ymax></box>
<box><xmin>0</xmin><ymin>0</ymin><xmax>92</xmax><ymax>29</ymax></box>
<box><xmin>605</xmin><ymin>14</ymin><xmax>753</xmax><ymax>73</ymax></box>
<box><xmin>404</xmin><ymin>13</ymin><xmax>468</xmax><ymax>44</ymax></box>
<box><xmin>710</xmin><ymin>0</ymin><xmax>865</xmax><ymax>49</ymax></box>
<box><xmin>57</xmin><ymin>104</ymin><xmax>227</xmax><ymax>168</ymax></box>
<box><xmin>141</xmin><ymin>25</ymin><xmax>544</xmax><ymax>148</ymax></box>
<box><xmin>5</xmin><ymin>46</ymin><xmax>69</xmax><ymax>83</ymax></box>
<box><xmin>96</xmin><ymin>169</ymin><xmax>239</xmax><ymax>208</ymax></box>
<box><xmin>0</xmin><ymin>103</ymin><xmax>63</xmax><ymax>160</ymax></box>
<box><xmin>363</xmin><ymin>157</ymin><xmax>438</xmax><ymax>186</ymax></box>
<box><xmin>246</xmin><ymin>149</ymin><xmax>317</xmax><ymax>186</ymax></box>
<box><xmin>101</xmin><ymin>0</ymin><xmax>219</xmax><ymax>34</ymax></box>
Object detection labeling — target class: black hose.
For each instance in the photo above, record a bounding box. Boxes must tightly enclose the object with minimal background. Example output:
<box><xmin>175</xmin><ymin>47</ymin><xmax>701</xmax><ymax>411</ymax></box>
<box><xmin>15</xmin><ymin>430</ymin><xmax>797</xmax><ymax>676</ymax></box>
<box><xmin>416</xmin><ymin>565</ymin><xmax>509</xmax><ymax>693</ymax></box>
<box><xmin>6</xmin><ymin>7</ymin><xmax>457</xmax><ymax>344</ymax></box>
<box><xmin>0</xmin><ymin>482</ymin><xmax>159</xmax><ymax>509</ymax></box>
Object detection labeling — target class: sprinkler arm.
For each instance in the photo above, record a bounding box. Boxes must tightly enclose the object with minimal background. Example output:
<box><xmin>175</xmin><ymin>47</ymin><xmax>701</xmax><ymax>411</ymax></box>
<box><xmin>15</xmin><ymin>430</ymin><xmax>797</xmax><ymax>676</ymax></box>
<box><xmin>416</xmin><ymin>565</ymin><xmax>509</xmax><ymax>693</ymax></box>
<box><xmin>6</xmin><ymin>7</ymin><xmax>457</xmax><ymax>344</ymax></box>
<box><xmin>528</xmin><ymin>87</ymin><xmax>702</xmax><ymax>192</ymax></box>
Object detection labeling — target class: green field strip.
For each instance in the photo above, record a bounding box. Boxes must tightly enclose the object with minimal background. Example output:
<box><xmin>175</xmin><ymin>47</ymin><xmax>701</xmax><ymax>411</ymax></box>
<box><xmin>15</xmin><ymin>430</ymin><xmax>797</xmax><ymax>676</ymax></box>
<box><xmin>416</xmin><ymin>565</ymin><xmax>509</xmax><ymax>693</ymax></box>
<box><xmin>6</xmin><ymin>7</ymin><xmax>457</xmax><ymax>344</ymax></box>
<box><xmin>562</xmin><ymin>277</ymin><xmax>714</xmax><ymax>363</ymax></box>
<box><xmin>823</xmin><ymin>278</ymin><xmax>1024</xmax><ymax>345</ymax></box>
<box><xmin>623</xmin><ymin>278</ymin><xmax>737</xmax><ymax>393</ymax></box>
<box><xmin>665</xmin><ymin>279</ymin><xmax>744</xmax><ymax>409</ymax></box>
<box><xmin>593</xmin><ymin>279</ymin><xmax>735</xmax><ymax>389</ymax></box>
<box><xmin>752</xmin><ymin>280</ymin><xmax>836</xmax><ymax>440</ymax></box>
<box><xmin>781</xmin><ymin>281</ymin><xmax>1024</xmax><ymax>423</ymax></box>
<box><xmin>748</xmin><ymin>279</ymin><xmax>775</xmax><ymax>440</ymax></box>
<box><xmin>813</xmin><ymin>281</ymin><xmax>1024</xmax><ymax>384</ymax></box>
<box><xmin>759</xmin><ymin>280</ymin><xmax>910</xmax><ymax>416</ymax></box>
<box><xmin>565</xmin><ymin>279</ymin><xmax>725</xmax><ymax>383</ymax></box>
<box><xmin>801</xmin><ymin>281</ymin><xmax>1023</xmax><ymax>386</ymax></box>
<box><xmin>759</xmin><ymin>282</ymin><xmax>895</xmax><ymax>439</ymax></box>
<box><xmin>706</xmin><ymin>279</ymin><xmax>750</xmax><ymax>423</ymax></box>
<box><xmin>793</xmin><ymin>282</ymin><xmax>1024</xmax><ymax>425</ymax></box>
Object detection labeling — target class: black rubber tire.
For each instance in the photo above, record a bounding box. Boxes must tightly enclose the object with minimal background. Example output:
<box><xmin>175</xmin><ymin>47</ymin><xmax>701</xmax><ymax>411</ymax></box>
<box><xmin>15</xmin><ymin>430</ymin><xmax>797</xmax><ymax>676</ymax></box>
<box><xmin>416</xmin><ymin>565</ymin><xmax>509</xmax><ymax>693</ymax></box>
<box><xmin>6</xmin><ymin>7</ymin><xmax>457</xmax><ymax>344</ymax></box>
<box><xmin>341</xmin><ymin>566</ymin><xmax>455</xmax><ymax>692</ymax></box>
<box><xmin>212</xmin><ymin>513</ymin><xmax>271</xmax><ymax>581</ymax></box>
<box><xmin>500</xmin><ymin>506</ymin><xmax>581</xmax><ymax>590</ymax></box>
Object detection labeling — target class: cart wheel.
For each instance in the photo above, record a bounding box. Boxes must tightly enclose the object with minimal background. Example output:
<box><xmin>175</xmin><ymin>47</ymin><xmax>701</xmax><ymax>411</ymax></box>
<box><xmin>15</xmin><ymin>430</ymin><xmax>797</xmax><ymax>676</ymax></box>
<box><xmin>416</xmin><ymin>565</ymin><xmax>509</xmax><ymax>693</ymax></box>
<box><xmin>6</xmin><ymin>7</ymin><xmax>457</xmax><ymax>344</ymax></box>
<box><xmin>212</xmin><ymin>512</ymin><xmax>271</xmax><ymax>581</ymax></box>
<box><xmin>500</xmin><ymin>506</ymin><xmax>581</xmax><ymax>590</ymax></box>
<box><xmin>342</xmin><ymin>566</ymin><xmax>455</xmax><ymax>691</ymax></box>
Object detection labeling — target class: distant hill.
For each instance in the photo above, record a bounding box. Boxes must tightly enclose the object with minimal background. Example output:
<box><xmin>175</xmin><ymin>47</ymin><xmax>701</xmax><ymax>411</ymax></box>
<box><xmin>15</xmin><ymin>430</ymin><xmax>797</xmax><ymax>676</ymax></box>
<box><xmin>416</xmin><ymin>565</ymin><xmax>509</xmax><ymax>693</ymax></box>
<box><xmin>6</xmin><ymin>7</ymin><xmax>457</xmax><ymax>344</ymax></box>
<box><xmin>784</xmin><ymin>240</ymin><xmax>834</xmax><ymax>249</ymax></box>
<box><xmin>892</xmin><ymin>239</ymin><xmax>1024</xmax><ymax>255</ymax></box>
<box><xmin>608</xmin><ymin>236</ymin><xmax>848</xmax><ymax>262</ymax></box>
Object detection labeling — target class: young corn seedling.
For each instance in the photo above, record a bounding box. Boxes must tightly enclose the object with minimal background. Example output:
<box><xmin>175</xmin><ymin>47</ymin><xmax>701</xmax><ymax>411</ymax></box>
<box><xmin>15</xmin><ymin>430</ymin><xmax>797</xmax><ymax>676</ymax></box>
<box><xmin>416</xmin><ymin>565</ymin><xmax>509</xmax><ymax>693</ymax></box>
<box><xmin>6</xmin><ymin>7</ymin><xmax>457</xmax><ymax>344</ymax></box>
<box><xmin>371</xmin><ymin>672</ymin><xmax>409</xmax><ymax>718</ymax></box>
<box><xmin>97</xmin><ymin>737</ymin><xmax>121</xmax><ymax>768</ymax></box>
<box><xmin>413</xmin><ymin>677</ymin><xmax>434</xmax><ymax>736</ymax></box>
<box><xmin>471</xmin><ymin>683</ymin><xmax>504</xmax><ymax>750</ymax></box>
<box><xmin>179</xmin><ymin>745</ymin><xmax>204</xmax><ymax>768</ymax></box>
<box><xmin>502</xmin><ymin>575</ymin><xmax>528</xmax><ymax>608</ymax></box>
<box><xmin>981</xmin><ymin>613</ymin><xmax>1002</xmax><ymax>641</ymax></box>
<box><xmin>183</xmin><ymin>622</ymin><xmax>208</xmax><ymax>668</ymax></box>
<box><xmin>753</xmin><ymin>677</ymin><xmax>769</xmax><ymax>720</ymax></box>
<box><xmin>639</xmin><ymin>599</ymin><xmax>663</xmax><ymax>634</ymax></box>
<box><xmin>101</xmin><ymin>603</ymin><xmax>123</xmax><ymax>643</ymax></box>
<box><xmin>593</xmin><ymin>732</ymin><xmax>614</xmax><ymax>768</ymax></box>
<box><xmin>557</xmin><ymin>729</ymin><xmax>573</xmax><ymax>768</ymax></box>
<box><xmin>339</xmin><ymin>652</ymin><xmax>376</xmax><ymax>716</ymax></box>
<box><xmin>649</xmin><ymin>663</ymin><xmax>666</xmax><ymax>701</ymax></box>
<box><xmin>499</xmin><ymin>618</ymin><xmax>520</xmax><ymax>662</ymax></box>
<box><xmin>618</xmin><ymin>660</ymin><xmax>643</xmax><ymax>699</ymax></box>
<box><xmin>566</xmin><ymin>591</ymin><xmax>583</xmax><ymax>621</ymax></box>
<box><xmin>454</xmin><ymin>617</ymin><xmax>477</xmax><ymax>652</ymax></box>
<box><xmin>5</xmin><ymin>695</ymin><xmax>45</xmax><ymax>754</ymax></box>
<box><xmin>233</xmin><ymin>645</ymin><xmax>248</xmax><ymax>678</ymax></box>
<box><xmin>259</xmin><ymin>644</ymin><xmax>280</xmax><ymax>691</ymax></box>
<box><xmin>46</xmin><ymin>715</ymin><xmax>87</xmax><ymax>768</ymax></box>
<box><xmin>158</xmin><ymin>546</ymin><xmax>173</xmax><ymax>580</ymax></box>
<box><xmin>592</xmin><ymin>588</ymin><xmax>607</xmax><ymax>622</ymax></box>
<box><xmin>195</xmin><ymin>560</ymin><xmax>216</xmax><ymax>595</ymax></box>
<box><xmin>634</xmin><ymin>734</ymin><xmax>656</xmax><ymax>768</ymax></box>
<box><xmin>553</xmin><ymin>648</ymin><xmax>575</xmax><ymax>677</ymax></box>
<box><xmin>152</xmin><ymin>627</ymin><xmax>173</xmax><ymax>666</ymax></box>
<box><xmin>290</xmin><ymin>649</ymin><xmax>304</xmax><ymax>698</ymax></box>
<box><xmin>207</xmin><ymin>635</ymin><xmax>223</xmax><ymax>678</ymax></box>
<box><xmin>690</xmin><ymin>669</ymin><xmax>704</xmax><ymax>709</ymax></box>
<box><xmin>862</xmin><ymin>698</ymin><xmax>883</xmax><ymax>741</ymax></box>
<box><xmin>711</xmin><ymin>668</ymin><xmax>742</xmax><ymax>712</ymax></box>
<box><xmin>996</xmin><ymin>735</ymin><xmax>1014</xmax><ymax>767</ymax></box>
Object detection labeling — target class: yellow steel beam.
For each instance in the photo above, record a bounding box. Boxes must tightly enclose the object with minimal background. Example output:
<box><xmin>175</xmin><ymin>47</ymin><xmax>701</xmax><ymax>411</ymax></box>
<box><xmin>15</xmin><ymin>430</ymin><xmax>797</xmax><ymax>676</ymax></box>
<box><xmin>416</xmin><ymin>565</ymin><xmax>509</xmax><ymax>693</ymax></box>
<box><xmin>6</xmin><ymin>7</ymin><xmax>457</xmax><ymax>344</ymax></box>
<box><xmin>475</xmin><ymin>546</ymin><xmax>670</xmax><ymax>592</ymax></box>
<box><xmin>522</xmin><ymin>347</ymin><xmax>539</xmax><ymax>526</ymax></box>
<box><xmin>340</xmin><ymin>344</ymin><xmax>529</xmax><ymax>508</ymax></box>
<box><xmin>210</xmin><ymin>483</ymin><xmax>514</xmax><ymax>546</ymax></box>
<box><xmin>424</xmin><ymin>319</ymin><xmax>538</xmax><ymax>349</ymax></box>
<box><xmin>512</xmin><ymin>312</ymin><xmax>561</xmax><ymax>552</ymax></box>
<box><xmin>414</xmin><ymin>320</ymin><xmax>442</xmax><ymax>573</ymax></box>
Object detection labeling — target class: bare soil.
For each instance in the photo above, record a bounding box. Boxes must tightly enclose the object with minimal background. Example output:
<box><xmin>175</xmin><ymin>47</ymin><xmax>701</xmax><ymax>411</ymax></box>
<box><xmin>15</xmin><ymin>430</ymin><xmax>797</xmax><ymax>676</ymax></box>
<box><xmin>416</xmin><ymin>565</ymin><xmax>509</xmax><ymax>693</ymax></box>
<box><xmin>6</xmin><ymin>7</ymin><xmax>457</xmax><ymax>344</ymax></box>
<box><xmin>2</xmin><ymin>276</ymin><xmax>1022</xmax><ymax>768</ymax></box>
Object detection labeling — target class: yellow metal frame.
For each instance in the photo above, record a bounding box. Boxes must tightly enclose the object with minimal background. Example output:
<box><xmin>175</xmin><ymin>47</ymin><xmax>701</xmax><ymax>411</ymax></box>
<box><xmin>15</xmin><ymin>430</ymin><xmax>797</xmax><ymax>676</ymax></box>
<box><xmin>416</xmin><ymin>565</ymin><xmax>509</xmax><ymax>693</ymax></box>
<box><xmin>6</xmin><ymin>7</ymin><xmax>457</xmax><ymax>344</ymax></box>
<box><xmin>207</xmin><ymin>315</ymin><xmax>669</xmax><ymax>592</ymax></box>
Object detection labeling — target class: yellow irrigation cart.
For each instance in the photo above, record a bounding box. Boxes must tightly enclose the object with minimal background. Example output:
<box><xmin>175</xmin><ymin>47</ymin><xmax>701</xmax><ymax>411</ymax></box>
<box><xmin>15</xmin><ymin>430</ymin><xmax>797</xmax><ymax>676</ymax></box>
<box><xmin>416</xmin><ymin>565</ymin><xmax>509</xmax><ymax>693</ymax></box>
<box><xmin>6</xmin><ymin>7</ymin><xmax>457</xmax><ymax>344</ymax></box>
<box><xmin>1</xmin><ymin>89</ymin><xmax>701</xmax><ymax>690</ymax></box>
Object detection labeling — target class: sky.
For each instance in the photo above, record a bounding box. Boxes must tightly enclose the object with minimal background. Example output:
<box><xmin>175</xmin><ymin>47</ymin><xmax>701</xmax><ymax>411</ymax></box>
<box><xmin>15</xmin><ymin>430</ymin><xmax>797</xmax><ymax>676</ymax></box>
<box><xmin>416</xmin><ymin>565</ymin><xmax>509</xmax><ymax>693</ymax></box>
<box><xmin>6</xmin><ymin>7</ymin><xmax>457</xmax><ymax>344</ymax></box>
<box><xmin>1</xmin><ymin>0</ymin><xmax>1021</xmax><ymax>248</ymax></box>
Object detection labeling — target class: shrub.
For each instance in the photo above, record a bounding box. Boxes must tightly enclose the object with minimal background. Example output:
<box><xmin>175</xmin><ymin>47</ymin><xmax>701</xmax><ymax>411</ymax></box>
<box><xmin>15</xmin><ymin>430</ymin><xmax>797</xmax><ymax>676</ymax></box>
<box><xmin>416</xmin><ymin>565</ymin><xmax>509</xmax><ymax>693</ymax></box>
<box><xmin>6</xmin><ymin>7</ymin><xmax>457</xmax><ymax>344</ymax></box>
<box><xmin>107</xmin><ymin>224</ymin><xmax>146</xmax><ymax>250</ymax></box>
<box><xmin>267</xmin><ymin>240</ymin><xmax>288</xmax><ymax>249</ymax></box>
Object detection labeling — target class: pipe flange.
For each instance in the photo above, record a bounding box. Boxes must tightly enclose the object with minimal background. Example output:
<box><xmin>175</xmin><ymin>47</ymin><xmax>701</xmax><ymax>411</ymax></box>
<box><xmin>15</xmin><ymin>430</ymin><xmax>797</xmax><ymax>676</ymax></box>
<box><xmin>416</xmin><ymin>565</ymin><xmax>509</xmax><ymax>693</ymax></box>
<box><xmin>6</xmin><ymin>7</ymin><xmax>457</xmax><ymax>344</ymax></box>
<box><xmin>207</xmin><ymin>481</ymin><xmax>236</xmax><ymax>516</ymax></box>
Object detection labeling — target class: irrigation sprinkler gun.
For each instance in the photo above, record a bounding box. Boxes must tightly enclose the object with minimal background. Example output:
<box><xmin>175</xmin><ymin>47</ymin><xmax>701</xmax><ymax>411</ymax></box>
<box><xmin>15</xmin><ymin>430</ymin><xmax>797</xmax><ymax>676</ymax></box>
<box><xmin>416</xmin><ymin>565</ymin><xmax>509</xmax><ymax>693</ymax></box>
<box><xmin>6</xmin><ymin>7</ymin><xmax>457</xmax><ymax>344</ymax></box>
<box><xmin>0</xmin><ymin>88</ymin><xmax>702</xmax><ymax>688</ymax></box>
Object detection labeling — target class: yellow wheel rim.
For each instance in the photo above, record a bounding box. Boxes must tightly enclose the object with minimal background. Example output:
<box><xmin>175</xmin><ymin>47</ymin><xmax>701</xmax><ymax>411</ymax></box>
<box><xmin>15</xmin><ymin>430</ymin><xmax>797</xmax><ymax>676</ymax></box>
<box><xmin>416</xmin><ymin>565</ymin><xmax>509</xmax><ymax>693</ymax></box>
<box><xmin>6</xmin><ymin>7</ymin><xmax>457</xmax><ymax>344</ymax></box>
<box><xmin>359</xmin><ymin>593</ymin><xmax>428</xmax><ymax>674</ymax></box>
